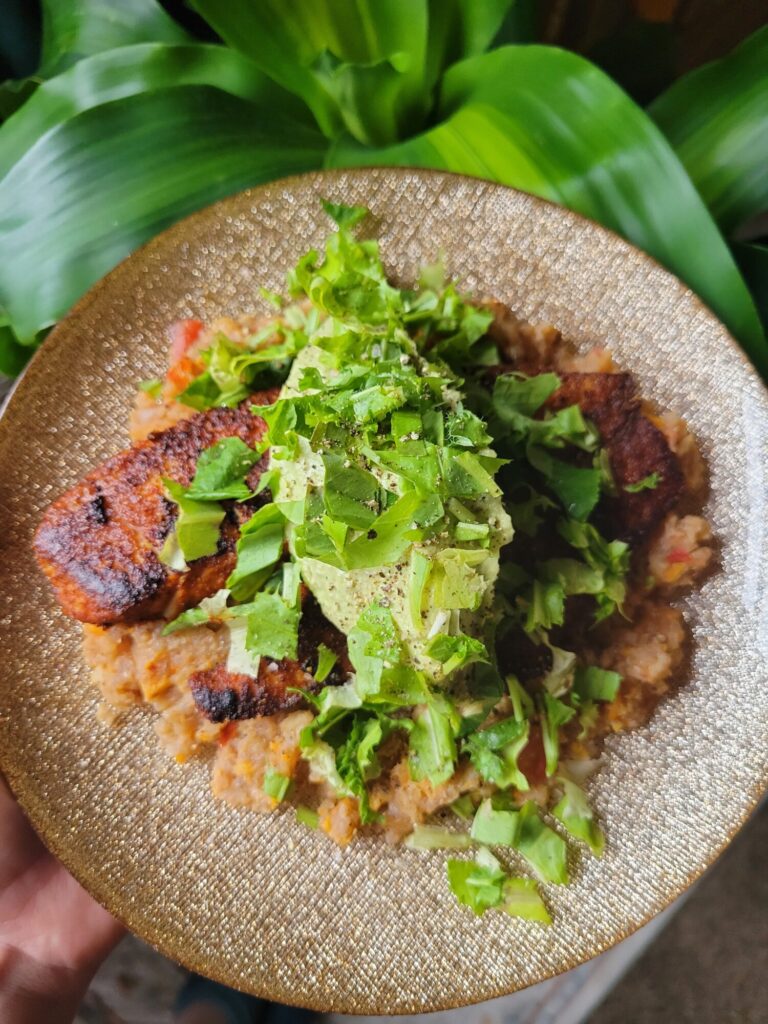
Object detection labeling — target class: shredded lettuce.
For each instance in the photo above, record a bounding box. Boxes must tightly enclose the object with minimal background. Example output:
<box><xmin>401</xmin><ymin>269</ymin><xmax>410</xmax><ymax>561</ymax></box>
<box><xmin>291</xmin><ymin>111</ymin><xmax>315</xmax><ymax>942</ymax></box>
<box><xmin>408</xmin><ymin>694</ymin><xmax>460</xmax><ymax>786</ymax></box>
<box><xmin>501</xmin><ymin>878</ymin><xmax>552</xmax><ymax>924</ymax></box>
<box><xmin>404</xmin><ymin>825</ymin><xmax>473</xmax><ymax>850</ymax></box>
<box><xmin>263</xmin><ymin>768</ymin><xmax>291</xmax><ymax>802</ymax></box>
<box><xmin>295</xmin><ymin>806</ymin><xmax>319</xmax><ymax>829</ymax></box>
<box><xmin>446</xmin><ymin>848</ymin><xmax>507</xmax><ymax>915</ymax></box>
<box><xmin>470</xmin><ymin>798</ymin><xmax>519</xmax><ymax>846</ymax></box>
<box><xmin>314</xmin><ymin>643</ymin><xmax>338</xmax><ymax>683</ymax></box>
<box><xmin>573</xmin><ymin>666</ymin><xmax>622</xmax><ymax>702</ymax></box>
<box><xmin>226</xmin><ymin>617</ymin><xmax>261</xmax><ymax>677</ymax></box>
<box><xmin>138</xmin><ymin>377</ymin><xmax>162</xmax><ymax>398</ymax></box>
<box><xmin>162</xmin><ymin>478</ymin><xmax>225</xmax><ymax>563</ymax></box>
<box><xmin>226</xmin><ymin>503</ymin><xmax>285</xmax><ymax>601</ymax></box>
<box><xmin>426</xmin><ymin>633</ymin><xmax>489</xmax><ymax>675</ymax></box>
<box><xmin>539</xmin><ymin>693</ymin><xmax>576</xmax><ymax>777</ymax></box>
<box><xmin>446</xmin><ymin>848</ymin><xmax>550</xmax><ymax>922</ymax></box>
<box><xmin>553</xmin><ymin>778</ymin><xmax>605</xmax><ymax>857</ymax></box>
<box><xmin>514</xmin><ymin>801</ymin><xmax>569</xmax><ymax>884</ymax></box>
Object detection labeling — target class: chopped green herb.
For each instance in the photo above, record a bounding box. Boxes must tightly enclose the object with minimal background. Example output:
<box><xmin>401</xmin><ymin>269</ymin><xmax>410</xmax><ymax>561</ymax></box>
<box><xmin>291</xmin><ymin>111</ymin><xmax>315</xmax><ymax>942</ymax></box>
<box><xmin>426</xmin><ymin>633</ymin><xmax>490</xmax><ymax>675</ymax></box>
<box><xmin>185</xmin><ymin>437</ymin><xmax>260</xmax><ymax>501</ymax></box>
<box><xmin>514</xmin><ymin>801</ymin><xmax>569</xmax><ymax>884</ymax></box>
<box><xmin>446</xmin><ymin>848</ymin><xmax>507</xmax><ymax>915</ymax></box>
<box><xmin>573</xmin><ymin>666</ymin><xmax>622</xmax><ymax>702</ymax></box>
<box><xmin>624</xmin><ymin>472</ymin><xmax>661</xmax><ymax>492</ymax></box>
<box><xmin>295</xmin><ymin>805</ymin><xmax>319</xmax><ymax>829</ymax></box>
<box><xmin>470</xmin><ymin>798</ymin><xmax>519</xmax><ymax>846</ymax></box>
<box><xmin>314</xmin><ymin>643</ymin><xmax>338</xmax><ymax>683</ymax></box>
<box><xmin>404</xmin><ymin>825</ymin><xmax>473</xmax><ymax>850</ymax></box>
<box><xmin>553</xmin><ymin>779</ymin><xmax>605</xmax><ymax>857</ymax></box>
<box><xmin>463</xmin><ymin>717</ymin><xmax>530</xmax><ymax>790</ymax></box>
<box><xmin>162</xmin><ymin>479</ymin><xmax>225</xmax><ymax>562</ymax></box>
<box><xmin>138</xmin><ymin>377</ymin><xmax>163</xmax><ymax>399</ymax></box>
<box><xmin>263</xmin><ymin>768</ymin><xmax>291</xmax><ymax>802</ymax></box>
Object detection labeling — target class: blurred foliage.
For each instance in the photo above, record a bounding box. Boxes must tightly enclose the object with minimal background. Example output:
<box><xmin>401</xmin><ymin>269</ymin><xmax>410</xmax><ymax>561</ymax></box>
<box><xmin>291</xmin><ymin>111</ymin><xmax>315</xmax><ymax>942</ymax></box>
<box><xmin>0</xmin><ymin>0</ymin><xmax>765</xmax><ymax>375</ymax></box>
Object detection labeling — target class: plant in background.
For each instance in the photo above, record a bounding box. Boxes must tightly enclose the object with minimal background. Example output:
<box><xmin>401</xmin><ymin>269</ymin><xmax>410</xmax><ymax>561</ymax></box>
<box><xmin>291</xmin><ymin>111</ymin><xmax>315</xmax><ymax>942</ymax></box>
<box><xmin>0</xmin><ymin>0</ymin><xmax>765</xmax><ymax>376</ymax></box>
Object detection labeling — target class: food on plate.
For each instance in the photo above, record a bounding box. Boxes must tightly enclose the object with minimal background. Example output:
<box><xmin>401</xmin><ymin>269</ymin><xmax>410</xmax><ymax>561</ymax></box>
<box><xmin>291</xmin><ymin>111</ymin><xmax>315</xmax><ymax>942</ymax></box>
<box><xmin>35</xmin><ymin>202</ymin><xmax>713</xmax><ymax>920</ymax></box>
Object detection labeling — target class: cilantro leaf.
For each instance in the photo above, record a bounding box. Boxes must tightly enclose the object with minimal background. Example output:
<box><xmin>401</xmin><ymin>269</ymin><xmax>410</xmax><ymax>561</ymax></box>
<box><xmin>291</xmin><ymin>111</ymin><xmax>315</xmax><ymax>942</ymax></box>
<box><xmin>243</xmin><ymin>592</ymin><xmax>299</xmax><ymax>662</ymax></box>
<box><xmin>463</xmin><ymin>717</ymin><xmax>531</xmax><ymax>790</ymax></box>
<box><xmin>426</xmin><ymin>633</ymin><xmax>490</xmax><ymax>675</ymax></box>
<box><xmin>185</xmin><ymin>437</ymin><xmax>260</xmax><ymax>501</ymax></box>
<box><xmin>527</xmin><ymin>445</ymin><xmax>602</xmax><ymax>521</ymax></box>
<box><xmin>321</xmin><ymin>452</ymin><xmax>380</xmax><ymax>529</ymax></box>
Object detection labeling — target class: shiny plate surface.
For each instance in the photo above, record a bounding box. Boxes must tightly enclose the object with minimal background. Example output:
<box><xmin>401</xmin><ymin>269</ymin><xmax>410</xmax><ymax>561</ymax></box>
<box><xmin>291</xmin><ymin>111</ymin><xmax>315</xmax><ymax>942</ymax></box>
<box><xmin>1</xmin><ymin>169</ymin><xmax>766</xmax><ymax>1013</ymax></box>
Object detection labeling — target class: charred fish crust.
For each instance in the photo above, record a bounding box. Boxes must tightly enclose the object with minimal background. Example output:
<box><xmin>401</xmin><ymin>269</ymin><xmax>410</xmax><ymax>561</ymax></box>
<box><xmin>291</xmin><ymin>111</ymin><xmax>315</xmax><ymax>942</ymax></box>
<box><xmin>34</xmin><ymin>396</ymin><xmax>274</xmax><ymax>625</ymax></box>
<box><xmin>545</xmin><ymin>372</ymin><xmax>683</xmax><ymax>542</ymax></box>
<box><xmin>189</xmin><ymin>663</ymin><xmax>309</xmax><ymax>722</ymax></box>
<box><xmin>189</xmin><ymin>598</ymin><xmax>353</xmax><ymax>722</ymax></box>
<box><xmin>496</xmin><ymin>625</ymin><xmax>553</xmax><ymax>682</ymax></box>
<box><xmin>86</xmin><ymin>490</ymin><xmax>109</xmax><ymax>526</ymax></box>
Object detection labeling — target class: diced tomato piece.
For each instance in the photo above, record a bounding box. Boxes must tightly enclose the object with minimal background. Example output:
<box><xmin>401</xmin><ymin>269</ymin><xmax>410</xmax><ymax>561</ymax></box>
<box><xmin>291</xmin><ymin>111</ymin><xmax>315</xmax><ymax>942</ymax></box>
<box><xmin>168</xmin><ymin>318</ymin><xmax>204</xmax><ymax>365</ymax></box>
<box><xmin>518</xmin><ymin>724</ymin><xmax>547</xmax><ymax>788</ymax></box>
<box><xmin>165</xmin><ymin>354</ymin><xmax>204</xmax><ymax>396</ymax></box>
<box><xmin>667</xmin><ymin>547</ymin><xmax>692</xmax><ymax>564</ymax></box>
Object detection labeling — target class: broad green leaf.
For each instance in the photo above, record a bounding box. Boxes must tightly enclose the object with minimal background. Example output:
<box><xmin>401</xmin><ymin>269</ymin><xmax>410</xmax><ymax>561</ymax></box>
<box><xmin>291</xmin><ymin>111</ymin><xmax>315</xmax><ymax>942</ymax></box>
<box><xmin>734</xmin><ymin>242</ymin><xmax>768</xmax><ymax>333</ymax></box>
<box><xmin>423</xmin><ymin>0</ymin><xmax>514</xmax><ymax>92</ymax></box>
<box><xmin>329</xmin><ymin>45</ymin><xmax>765</xmax><ymax>367</ymax></box>
<box><xmin>650</xmin><ymin>25</ymin><xmax>768</xmax><ymax>235</ymax></box>
<box><xmin>0</xmin><ymin>43</ymin><xmax>311</xmax><ymax>180</ymax></box>
<box><xmin>39</xmin><ymin>0</ymin><xmax>189</xmax><ymax>76</ymax></box>
<box><xmin>0</xmin><ymin>79</ymin><xmax>39</xmax><ymax>123</ymax></box>
<box><xmin>191</xmin><ymin>0</ymin><xmax>432</xmax><ymax>145</ymax></box>
<box><xmin>0</xmin><ymin>85</ymin><xmax>326</xmax><ymax>343</ymax></box>
<box><xmin>0</xmin><ymin>325</ymin><xmax>30</xmax><ymax>376</ymax></box>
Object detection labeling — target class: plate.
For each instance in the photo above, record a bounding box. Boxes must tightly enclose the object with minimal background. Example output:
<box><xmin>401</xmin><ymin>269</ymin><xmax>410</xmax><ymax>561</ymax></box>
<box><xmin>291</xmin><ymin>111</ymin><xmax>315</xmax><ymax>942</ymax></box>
<box><xmin>1</xmin><ymin>169</ymin><xmax>766</xmax><ymax>1014</ymax></box>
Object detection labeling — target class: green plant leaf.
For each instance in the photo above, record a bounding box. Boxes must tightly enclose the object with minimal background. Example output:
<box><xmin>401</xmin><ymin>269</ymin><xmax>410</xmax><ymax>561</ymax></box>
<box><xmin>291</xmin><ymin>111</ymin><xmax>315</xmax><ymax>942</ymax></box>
<box><xmin>0</xmin><ymin>84</ymin><xmax>326</xmax><ymax>344</ymax></box>
<box><xmin>650</xmin><ymin>25</ymin><xmax>768</xmax><ymax>235</ymax></box>
<box><xmin>0</xmin><ymin>325</ymin><xmax>30</xmax><ymax>376</ymax></box>
<box><xmin>39</xmin><ymin>0</ymin><xmax>190</xmax><ymax>76</ymax></box>
<box><xmin>329</xmin><ymin>45</ymin><xmax>765</xmax><ymax>368</ymax></box>
<box><xmin>190</xmin><ymin>0</ymin><xmax>436</xmax><ymax>146</ymax></box>
<box><xmin>734</xmin><ymin>242</ymin><xmax>768</xmax><ymax>333</ymax></box>
<box><xmin>0</xmin><ymin>43</ymin><xmax>312</xmax><ymax>181</ymax></box>
<box><xmin>423</xmin><ymin>0</ymin><xmax>514</xmax><ymax>90</ymax></box>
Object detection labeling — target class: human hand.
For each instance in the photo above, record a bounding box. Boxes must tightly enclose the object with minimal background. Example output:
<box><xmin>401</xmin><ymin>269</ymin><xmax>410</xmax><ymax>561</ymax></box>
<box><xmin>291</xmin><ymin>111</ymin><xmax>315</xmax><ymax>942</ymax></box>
<box><xmin>0</xmin><ymin>774</ymin><xmax>124</xmax><ymax>1024</ymax></box>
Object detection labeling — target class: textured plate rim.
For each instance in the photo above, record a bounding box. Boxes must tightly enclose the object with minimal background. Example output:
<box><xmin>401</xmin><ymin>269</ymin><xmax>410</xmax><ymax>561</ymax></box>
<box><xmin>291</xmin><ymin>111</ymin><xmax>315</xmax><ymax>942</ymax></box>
<box><xmin>1</xmin><ymin>168</ymin><xmax>767</xmax><ymax>1013</ymax></box>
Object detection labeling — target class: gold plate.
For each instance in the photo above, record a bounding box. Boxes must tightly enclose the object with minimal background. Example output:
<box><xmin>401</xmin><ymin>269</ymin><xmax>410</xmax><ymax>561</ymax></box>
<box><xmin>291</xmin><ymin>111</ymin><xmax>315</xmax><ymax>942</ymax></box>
<box><xmin>1</xmin><ymin>169</ymin><xmax>767</xmax><ymax>1014</ymax></box>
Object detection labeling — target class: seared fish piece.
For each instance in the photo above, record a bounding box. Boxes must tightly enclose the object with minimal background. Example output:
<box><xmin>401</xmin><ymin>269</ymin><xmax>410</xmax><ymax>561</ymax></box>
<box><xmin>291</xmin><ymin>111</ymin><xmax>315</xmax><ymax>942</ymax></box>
<box><xmin>34</xmin><ymin>396</ymin><xmax>276</xmax><ymax>625</ymax></box>
<box><xmin>189</xmin><ymin>597</ymin><xmax>352</xmax><ymax>722</ymax></box>
<box><xmin>546</xmin><ymin>373</ymin><xmax>683</xmax><ymax>541</ymax></box>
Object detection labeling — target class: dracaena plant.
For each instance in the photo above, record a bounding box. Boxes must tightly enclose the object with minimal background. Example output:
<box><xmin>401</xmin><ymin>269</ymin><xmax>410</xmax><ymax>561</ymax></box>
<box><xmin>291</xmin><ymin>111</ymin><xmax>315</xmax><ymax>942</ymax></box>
<box><xmin>0</xmin><ymin>0</ymin><xmax>765</xmax><ymax>377</ymax></box>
